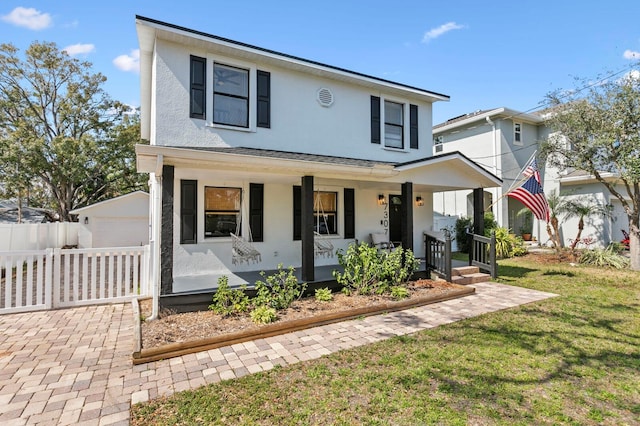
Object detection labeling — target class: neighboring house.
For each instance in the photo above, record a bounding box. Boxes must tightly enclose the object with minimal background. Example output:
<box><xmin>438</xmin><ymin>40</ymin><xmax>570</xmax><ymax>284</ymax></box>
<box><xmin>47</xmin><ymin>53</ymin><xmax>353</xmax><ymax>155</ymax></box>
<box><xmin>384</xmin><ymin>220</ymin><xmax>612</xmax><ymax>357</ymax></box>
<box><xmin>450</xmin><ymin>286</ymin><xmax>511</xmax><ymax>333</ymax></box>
<box><xmin>0</xmin><ymin>200</ymin><xmax>50</xmax><ymax>224</ymax></box>
<box><xmin>134</xmin><ymin>16</ymin><xmax>501</xmax><ymax>306</ymax></box>
<box><xmin>432</xmin><ymin>108</ymin><xmax>624</xmax><ymax>248</ymax></box>
<box><xmin>69</xmin><ymin>191</ymin><xmax>150</xmax><ymax>248</ymax></box>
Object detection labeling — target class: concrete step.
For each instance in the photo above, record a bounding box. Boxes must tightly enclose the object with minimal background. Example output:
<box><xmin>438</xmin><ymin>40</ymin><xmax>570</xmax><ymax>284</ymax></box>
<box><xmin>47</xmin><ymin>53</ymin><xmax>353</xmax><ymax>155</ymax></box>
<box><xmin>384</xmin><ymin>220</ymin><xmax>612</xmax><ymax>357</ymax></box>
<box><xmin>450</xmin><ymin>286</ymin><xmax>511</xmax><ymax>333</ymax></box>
<box><xmin>452</xmin><ymin>266</ymin><xmax>479</xmax><ymax>276</ymax></box>
<box><xmin>451</xmin><ymin>272</ymin><xmax>492</xmax><ymax>285</ymax></box>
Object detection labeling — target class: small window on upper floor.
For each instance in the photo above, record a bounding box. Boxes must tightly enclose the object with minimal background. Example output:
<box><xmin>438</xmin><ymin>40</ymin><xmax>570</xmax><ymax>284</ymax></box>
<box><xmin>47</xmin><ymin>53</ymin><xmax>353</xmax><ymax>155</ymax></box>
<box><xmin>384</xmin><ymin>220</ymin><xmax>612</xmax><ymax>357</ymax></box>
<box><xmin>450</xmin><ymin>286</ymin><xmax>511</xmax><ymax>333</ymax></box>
<box><xmin>213</xmin><ymin>63</ymin><xmax>249</xmax><ymax>128</ymax></box>
<box><xmin>384</xmin><ymin>100</ymin><xmax>404</xmax><ymax>149</ymax></box>
<box><xmin>514</xmin><ymin>122</ymin><xmax>523</xmax><ymax>145</ymax></box>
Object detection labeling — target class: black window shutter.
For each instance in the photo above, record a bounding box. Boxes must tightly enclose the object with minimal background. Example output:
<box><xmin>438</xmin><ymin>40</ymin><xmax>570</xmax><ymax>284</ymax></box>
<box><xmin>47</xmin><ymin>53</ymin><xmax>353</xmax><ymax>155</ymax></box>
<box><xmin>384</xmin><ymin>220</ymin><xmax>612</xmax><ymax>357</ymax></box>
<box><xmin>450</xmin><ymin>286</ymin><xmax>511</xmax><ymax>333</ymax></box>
<box><xmin>249</xmin><ymin>183</ymin><xmax>264</xmax><ymax>242</ymax></box>
<box><xmin>371</xmin><ymin>96</ymin><xmax>381</xmax><ymax>144</ymax></box>
<box><xmin>293</xmin><ymin>186</ymin><xmax>301</xmax><ymax>240</ymax></box>
<box><xmin>257</xmin><ymin>70</ymin><xmax>271</xmax><ymax>128</ymax></box>
<box><xmin>410</xmin><ymin>104</ymin><xmax>419</xmax><ymax>149</ymax></box>
<box><xmin>180</xmin><ymin>180</ymin><xmax>197</xmax><ymax>244</ymax></box>
<box><xmin>344</xmin><ymin>188</ymin><xmax>355</xmax><ymax>239</ymax></box>
<box><xmin>190</xmin><ymin>56</ymin><xmax>206</xmax><ymax>119</ymax></box>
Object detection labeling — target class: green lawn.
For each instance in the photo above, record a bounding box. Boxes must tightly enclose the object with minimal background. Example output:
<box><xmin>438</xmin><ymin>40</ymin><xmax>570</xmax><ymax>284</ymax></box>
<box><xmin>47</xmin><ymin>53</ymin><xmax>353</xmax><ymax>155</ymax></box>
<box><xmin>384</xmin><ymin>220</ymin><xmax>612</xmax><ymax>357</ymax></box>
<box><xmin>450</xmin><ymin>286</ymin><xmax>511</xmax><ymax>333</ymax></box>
<box><xmin>131</xmin><ymin>257</ymin><xmax>640</xmax><ymax>425</ymax></box>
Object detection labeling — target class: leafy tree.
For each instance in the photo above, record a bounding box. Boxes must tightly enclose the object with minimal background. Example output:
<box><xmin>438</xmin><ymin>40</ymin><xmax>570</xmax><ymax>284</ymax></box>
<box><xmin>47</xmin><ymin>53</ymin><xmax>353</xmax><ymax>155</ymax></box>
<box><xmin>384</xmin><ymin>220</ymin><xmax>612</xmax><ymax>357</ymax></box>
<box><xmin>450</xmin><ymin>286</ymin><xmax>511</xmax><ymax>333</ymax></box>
<box><xmin>541</xmin><ymin>71</ymin><xmax>640</xmax><ymax>269</ymax></box>
<box><xmin>0</xmin><ymin>41</ymin><xmax>146</xmax><ymax>222</ymax></box>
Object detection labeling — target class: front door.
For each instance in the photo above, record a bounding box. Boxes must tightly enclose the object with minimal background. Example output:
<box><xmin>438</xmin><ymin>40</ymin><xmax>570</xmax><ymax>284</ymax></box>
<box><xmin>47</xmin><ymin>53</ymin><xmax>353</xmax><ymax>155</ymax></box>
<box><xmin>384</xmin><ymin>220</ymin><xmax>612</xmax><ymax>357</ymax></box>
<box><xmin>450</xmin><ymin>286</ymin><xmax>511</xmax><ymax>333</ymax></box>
<box><xmin>388</xmin><ymin>194</ymin><xmax>402</xmax><ymax>245</ymax></box>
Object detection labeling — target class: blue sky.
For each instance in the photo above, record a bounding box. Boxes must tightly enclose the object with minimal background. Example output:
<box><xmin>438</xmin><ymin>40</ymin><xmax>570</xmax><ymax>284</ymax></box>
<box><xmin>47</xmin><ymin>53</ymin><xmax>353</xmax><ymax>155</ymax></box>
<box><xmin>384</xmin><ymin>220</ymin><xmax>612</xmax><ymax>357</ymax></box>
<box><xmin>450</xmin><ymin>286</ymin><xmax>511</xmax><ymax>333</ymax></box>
<box><xmin>3</xmin><ymin>1</ymin><xmax>640</xmax><ymax>125</ymax></box>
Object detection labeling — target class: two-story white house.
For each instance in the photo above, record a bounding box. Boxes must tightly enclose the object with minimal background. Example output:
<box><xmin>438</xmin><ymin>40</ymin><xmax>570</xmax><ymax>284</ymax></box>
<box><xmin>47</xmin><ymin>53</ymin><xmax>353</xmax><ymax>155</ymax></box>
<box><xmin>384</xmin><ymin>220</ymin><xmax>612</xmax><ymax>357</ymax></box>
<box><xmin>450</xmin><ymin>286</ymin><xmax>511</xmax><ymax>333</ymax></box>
<box><xmin>134</xmin><ymin>16</ymin><xmax>501</xmax><ymax>312</ymax></box>
<box><xmin>432</xmin><ymin>108</ymin><xmax>628</xmax><ymax>248</ymax></box>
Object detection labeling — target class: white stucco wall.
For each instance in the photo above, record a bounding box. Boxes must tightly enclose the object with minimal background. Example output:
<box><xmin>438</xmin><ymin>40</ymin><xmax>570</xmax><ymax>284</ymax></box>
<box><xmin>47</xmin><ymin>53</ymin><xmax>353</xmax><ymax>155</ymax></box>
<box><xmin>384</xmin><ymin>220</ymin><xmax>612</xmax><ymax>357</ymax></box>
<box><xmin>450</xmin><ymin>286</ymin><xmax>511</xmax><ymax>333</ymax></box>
<box><xmin>151</xmin><ymin>39</ymin><xmax>435</xmax><ymax>164</ymax></box>
<box><xmin>169</xmin><ymin>168</ymin><xmax>432</xmax><ymax>279</ymax></box>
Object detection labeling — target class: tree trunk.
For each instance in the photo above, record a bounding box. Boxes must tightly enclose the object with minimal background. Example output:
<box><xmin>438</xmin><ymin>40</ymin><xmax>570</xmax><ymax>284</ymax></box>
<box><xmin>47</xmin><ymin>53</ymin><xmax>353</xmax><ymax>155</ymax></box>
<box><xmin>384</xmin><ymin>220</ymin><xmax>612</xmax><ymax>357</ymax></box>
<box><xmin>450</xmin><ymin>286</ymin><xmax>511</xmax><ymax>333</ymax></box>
<box><xmin>630</xmin><ymin>229</ymin><xmax>640</xmax><ymax>271</ymax></box>
<box><xmin>570</xmin><ymin>218</ymin><xmax>585</xmax><ymax>252</ymax></box>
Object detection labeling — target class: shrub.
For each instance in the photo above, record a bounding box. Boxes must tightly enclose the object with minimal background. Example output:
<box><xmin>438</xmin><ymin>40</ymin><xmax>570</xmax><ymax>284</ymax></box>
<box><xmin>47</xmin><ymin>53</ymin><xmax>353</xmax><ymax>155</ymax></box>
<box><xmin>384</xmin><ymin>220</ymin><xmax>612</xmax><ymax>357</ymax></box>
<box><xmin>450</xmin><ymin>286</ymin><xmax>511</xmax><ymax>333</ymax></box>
<box><xmin>250</xmin><ymin>306</ymin><xmax>277</xmax><ymax>324</ymax></box>
<box><xmin>607</xmin><ymin>242</ymin><xmax>626</xmax><ymax>254</ymax></box>
<box><xmin>314</xmin><ymin>287</ymin><xmax>333</xmax><ymax>302</ymax></box>
<box><xmin>209</xmin><ymin>276</ymin><xmax>250</xmax><ymax>317</ymax></box>
<box><xmin>334</xmin><ymin>243</ymin><xmax>419</xmax><ymax>296</ymax></box>
<box><xmin>490</xmin><ymin>227</ymin><xmax>527</xmax><ymax>259</ymax></box>
<box><xmin>455</xmin><ymin>217</ymin><xmax>473</xmax><ymax>253</ymax></box>
<box><xmin>254</xmin><ymin>264</ymin><xmax>307</xmax><ymax>310</ymax></box>
<box><xmin>380</xmin><ymin>248</ymin><xmax>420</xmax><ymax>287</ymax></box>
<box><xmin>579</xmin><ymin>247</ymin><xmax>630</xmax><ymax>269</ymax></box>
<box><xmin>390</xmin><ymin>286</ymin><xmax>410</xmax><ymax>300</ymax></box>
<box><xmin>333</xmin><ymin>242</ymin><xmax>385</xmax><ymax>295</ymax></box>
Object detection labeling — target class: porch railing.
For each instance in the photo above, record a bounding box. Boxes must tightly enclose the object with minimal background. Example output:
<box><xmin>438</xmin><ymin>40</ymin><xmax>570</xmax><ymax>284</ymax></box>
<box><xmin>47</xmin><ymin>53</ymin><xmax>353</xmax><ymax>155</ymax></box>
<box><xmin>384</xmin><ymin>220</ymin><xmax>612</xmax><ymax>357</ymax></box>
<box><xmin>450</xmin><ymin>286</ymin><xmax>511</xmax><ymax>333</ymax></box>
<box><xmin>468</xmin><ymin>231</ymin><xmax>497</xmax><ymax>279</ymax></box>
<box><xmin>424</xmin><ymin>231</ymin><xmax>452</xmax><ymax>282</ymax></box>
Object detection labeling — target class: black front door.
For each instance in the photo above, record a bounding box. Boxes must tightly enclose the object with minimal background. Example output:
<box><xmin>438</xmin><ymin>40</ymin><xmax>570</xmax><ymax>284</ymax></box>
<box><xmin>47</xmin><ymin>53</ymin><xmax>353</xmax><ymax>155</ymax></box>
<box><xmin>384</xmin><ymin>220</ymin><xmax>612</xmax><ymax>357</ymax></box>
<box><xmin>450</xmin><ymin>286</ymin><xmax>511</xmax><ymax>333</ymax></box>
<box><xmin>388</xmin><ymin>194</ymin><xmax>402</xmax><ymax>244</ymax></box>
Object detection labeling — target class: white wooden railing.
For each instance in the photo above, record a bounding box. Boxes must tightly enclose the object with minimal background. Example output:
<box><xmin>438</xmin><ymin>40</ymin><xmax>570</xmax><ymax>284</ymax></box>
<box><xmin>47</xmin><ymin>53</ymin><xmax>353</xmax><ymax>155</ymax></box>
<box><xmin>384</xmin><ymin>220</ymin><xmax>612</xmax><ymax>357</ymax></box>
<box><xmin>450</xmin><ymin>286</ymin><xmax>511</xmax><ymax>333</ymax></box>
<box><xmin>0</xmin><ymin>246</ymin><xmax>150</xmax><ymax>314</ymax></box>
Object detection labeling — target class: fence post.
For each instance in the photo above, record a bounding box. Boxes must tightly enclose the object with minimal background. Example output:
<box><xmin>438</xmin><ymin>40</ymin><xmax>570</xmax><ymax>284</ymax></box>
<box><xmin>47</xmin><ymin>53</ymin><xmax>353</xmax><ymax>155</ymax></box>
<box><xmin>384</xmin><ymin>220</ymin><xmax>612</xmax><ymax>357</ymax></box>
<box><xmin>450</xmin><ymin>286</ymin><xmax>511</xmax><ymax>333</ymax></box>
<box><xmin>490</xmin><ymin>230</ymin><xmax>497</xmax><ymax>279</ymax></box>
<box><xmin>45</xmin><ymin>248</ymin><xmax>53</xmax><ymax>309</ymax></box>
<box><xmin>424</xmin><ymin>233</ymin><xmax>430</xmax><ymax>275</ymax></box>
<box><xmin>52</xmin><ymin>248</ymin><xmax>61</xmax><ymax>308</ymax></box>
<box><xmin>444</xmin><ymin>231</ymin><xmax>452</xmax><ymax>283</ymax></box>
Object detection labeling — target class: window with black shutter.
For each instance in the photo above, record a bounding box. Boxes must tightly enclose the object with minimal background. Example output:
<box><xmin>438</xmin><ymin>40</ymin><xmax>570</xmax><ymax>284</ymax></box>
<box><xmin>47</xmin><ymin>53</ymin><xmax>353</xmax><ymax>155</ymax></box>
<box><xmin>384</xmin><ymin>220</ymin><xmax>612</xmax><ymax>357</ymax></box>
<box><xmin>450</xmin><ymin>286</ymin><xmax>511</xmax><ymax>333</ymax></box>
<box><xmin>180</xmin><ymin>180</ymin><xmax>197</xmax><ymax>244</ymax></box>
<box><xmin>371</xmin><ymin>96</ymin><xmax>381</xmax><ymax>144</ymax></box>
<box><xmin>190</xmin><ymin>56</ymin><xmax>206</xmax><ymax>119</ymax></box>
<box><xmin>293</xmin><ymin>186</ymin><xmax>301</xmax><ymax>240</ymax></box>
<box><xmin>344</xmin><ymin>188</ymin><xmax>355</xmax><ymax>239</ymax></box>
<box><xmin>249</xmin><ymin>183</ymin><xmax>264</xmax><ymax>242</ymax></box>
<box><xmin>257</xmin><ymin>71</ymin><xmax>270</xmax><ymax>128</ymax></box>
<box><xmin>410</xmin><ymin>104</ymin><xmax>418</xmax><ymax>149</ymax></box>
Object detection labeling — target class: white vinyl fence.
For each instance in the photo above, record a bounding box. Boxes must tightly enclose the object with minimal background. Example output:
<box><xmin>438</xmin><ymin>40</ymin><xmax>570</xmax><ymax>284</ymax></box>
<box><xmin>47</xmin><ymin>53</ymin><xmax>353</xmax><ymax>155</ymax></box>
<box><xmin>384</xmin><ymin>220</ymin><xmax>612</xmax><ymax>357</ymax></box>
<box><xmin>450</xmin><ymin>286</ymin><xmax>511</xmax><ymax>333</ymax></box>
<box><xmin>0</xmin><ymin>222</ymin><xmax>80</xmax><ymax>251</ymax></box>
<box><xmin>0</xmin><ymin>246</ymin><xmax>150</xmax><ymax>314</ymax></box>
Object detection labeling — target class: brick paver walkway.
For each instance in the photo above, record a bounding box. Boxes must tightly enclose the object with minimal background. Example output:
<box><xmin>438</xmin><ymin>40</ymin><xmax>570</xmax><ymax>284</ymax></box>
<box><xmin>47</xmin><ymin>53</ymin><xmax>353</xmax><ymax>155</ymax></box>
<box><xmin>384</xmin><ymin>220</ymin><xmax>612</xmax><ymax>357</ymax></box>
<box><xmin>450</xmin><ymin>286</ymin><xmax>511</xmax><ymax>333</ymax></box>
<box><xmin>0</xmin><ymin>282</ymin><xmax>556</xmax><ymax>425</ymax></box>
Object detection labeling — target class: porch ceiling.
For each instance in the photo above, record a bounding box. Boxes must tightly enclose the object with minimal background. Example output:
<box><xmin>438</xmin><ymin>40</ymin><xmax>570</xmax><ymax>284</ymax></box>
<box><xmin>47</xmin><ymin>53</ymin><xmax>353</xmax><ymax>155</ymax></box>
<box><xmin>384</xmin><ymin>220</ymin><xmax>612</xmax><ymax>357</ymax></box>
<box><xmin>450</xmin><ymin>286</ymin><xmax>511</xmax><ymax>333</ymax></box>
<box><xmin>136</xmin><ymin>145</ymin><xmax>501</xmax><ymax>192</ymax></box>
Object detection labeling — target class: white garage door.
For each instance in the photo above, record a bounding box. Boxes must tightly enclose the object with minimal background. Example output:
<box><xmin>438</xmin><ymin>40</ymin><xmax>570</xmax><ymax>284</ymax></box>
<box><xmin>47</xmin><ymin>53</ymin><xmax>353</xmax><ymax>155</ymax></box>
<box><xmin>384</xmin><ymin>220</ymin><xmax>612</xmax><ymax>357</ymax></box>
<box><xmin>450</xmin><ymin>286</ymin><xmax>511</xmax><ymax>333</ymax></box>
<box><xmin>92</xmin><ymin>217</ymin><xmax>149</xmax><ymax>248</ymax></box>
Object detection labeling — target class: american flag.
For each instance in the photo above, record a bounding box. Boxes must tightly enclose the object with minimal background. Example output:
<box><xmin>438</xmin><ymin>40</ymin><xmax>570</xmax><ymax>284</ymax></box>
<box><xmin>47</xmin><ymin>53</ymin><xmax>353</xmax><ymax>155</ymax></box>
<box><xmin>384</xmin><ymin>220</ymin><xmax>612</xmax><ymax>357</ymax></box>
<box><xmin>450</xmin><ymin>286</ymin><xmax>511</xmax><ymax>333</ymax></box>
<box><xmin>507</xmin><ymin>175</ymin><xmax>550</xmax><ymax>222</ymax></box>
<box><xmin>523</xmin><ymin>158</ymin><xmax>542</xmax><ymax>183</ymax></box>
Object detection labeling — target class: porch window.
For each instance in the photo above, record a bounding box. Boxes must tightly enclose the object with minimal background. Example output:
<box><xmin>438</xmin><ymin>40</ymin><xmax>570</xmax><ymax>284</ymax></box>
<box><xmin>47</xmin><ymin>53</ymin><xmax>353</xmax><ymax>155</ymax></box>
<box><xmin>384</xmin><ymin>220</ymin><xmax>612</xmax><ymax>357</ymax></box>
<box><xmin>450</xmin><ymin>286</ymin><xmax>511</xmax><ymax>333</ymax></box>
<box><xmin>384</xmin><ymin>100</ymin><xmax>404</xmax><ymax>149</ymax></box>
<box><xmin>213</xmin><ymin>63</ymin><xmax>249</xmax><ymax>127</ymax></box>
<box><xmin>205</xmin><ymin>187</ymin><xmax>241</xmax><ymax>237</ymax></box>
<box><xmin>314</xmin><ymin>191</ymin><xmax>337</xmax><ymax>235</ymax></box>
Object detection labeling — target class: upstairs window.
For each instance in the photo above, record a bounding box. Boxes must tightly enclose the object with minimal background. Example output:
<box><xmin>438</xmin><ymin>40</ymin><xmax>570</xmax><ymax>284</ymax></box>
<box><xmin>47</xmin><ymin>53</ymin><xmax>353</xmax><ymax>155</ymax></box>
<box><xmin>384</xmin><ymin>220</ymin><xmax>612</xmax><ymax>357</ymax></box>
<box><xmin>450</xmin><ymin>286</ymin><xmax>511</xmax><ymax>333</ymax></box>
<box><xmin>213</xmin><ymin>64</ymin><xmax>249</xmax><ymax>127</ymax></box>
<box><xmin>205</xmin><ymin>187</ymin><xmax>241</xmax><ymax>237</ymax></box>
<box><xmin>514</xmin><ymin>122</ymin><xmax>522</xmax><ymax>145</ymax></box>
<box><xmin>384</xmin><ymin>100</ymin><xmax>404</xmax><ymax>149</ymax></box>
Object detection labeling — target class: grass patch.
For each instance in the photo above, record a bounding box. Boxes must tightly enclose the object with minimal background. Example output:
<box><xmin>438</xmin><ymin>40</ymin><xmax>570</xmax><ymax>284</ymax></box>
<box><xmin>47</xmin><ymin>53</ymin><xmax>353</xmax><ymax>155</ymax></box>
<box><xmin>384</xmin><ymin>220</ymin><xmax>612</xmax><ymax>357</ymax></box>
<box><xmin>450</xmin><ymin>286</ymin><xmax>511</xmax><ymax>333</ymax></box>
<box><xmin>131</xmin><ymin>258</ymin><xmax>640</xmax><ymax>425</ymax></box>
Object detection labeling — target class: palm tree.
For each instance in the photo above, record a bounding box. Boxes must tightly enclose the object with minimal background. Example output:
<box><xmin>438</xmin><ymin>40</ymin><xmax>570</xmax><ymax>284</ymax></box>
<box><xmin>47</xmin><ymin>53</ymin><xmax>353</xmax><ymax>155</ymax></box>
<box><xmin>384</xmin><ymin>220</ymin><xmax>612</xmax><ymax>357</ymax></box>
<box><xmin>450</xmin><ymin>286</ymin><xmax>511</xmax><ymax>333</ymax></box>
<box><xmin>545</xmin><ymin>190</ymin><xmax>571</xmax><ymax>251</ymax></box>
<box><xmin>563</xmin><ymin>198</ymin><xmax>612</xmax><ymax>252</ymax></box>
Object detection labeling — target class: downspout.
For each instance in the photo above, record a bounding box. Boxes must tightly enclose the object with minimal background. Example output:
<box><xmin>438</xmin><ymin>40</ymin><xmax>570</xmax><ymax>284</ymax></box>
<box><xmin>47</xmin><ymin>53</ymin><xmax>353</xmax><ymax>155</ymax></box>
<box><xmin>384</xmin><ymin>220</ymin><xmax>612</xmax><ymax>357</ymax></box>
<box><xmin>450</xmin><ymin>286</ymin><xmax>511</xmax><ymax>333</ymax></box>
<box><xmin>485</xmin><ymin>116</ymin><xmax>501</xmax><ymax>225</ymax></box>
<box><xmin>148</xmin><ymin>154</ymin><xmax>163</xmax><ymax>320</ymax></box>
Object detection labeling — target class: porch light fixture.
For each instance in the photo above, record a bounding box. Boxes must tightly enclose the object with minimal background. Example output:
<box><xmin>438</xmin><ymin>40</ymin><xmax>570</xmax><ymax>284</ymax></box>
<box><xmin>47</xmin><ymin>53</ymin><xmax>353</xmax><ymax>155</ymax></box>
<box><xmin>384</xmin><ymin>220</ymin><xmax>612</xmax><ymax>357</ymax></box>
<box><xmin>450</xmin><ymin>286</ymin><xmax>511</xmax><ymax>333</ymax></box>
<box><xmin>378</xmin><ymin>194</ymin><xmax>387</xmax><ymax>206</ymax></box>
<box><xmin>84</xmin><ymin>217</ymin><xmax>89</xmax><ymax>225</ymax></box>
<box><xmin>415</xmin><ymin>196</ymin><xmax>424</xmax><ymax>207</ymax></box>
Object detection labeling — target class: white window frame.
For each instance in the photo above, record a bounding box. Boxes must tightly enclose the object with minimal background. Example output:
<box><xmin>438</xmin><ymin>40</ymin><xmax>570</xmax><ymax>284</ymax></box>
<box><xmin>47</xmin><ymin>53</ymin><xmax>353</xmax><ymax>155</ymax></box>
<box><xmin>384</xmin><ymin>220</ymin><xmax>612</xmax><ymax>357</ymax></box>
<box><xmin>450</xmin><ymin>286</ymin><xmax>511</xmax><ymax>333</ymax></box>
<box><xmin>380</xmin><ymin>97</ymin><xmax>410</xmax><ymax>152</ymax></box>
<box><xmin>206</xmin><ymin>55</ymin><xmax>257</xmax><ymax>132</ymax></box>
<box><xmin>513</xmin><ymin>122</ymin><xmax>523</xmax><ymax>146</ymax></box>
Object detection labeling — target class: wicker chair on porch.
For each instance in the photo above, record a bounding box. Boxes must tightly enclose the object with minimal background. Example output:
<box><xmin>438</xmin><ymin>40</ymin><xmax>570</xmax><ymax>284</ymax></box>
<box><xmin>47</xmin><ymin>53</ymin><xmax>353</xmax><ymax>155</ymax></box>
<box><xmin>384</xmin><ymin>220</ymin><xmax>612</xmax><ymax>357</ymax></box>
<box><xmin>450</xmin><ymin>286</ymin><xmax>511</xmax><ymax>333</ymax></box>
<box><xmin>314</xmin><ymin>231</ymin><xmax>334</xmax><ymax>258</ymax></box>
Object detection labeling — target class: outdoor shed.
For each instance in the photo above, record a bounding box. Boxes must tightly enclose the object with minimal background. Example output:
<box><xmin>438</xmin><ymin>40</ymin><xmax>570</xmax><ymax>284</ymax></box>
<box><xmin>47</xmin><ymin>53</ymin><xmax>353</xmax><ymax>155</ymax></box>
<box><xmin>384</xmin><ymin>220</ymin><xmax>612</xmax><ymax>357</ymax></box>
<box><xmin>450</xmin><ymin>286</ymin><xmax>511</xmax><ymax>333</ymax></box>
<box><xmin>70</xmin><ymin>191</ymin><xmax>150</xmax><ymax>248</ymax></box>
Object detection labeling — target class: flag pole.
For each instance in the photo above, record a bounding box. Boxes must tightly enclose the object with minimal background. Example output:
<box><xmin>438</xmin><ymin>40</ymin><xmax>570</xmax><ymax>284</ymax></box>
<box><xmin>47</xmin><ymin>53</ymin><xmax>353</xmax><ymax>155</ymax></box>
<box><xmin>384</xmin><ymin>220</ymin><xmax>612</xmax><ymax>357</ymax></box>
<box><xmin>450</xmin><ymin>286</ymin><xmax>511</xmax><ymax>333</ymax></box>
<box><xmin>485</xmin><ymin>150</ymin><xmax>538</xmax><ymax>212</ymax></box>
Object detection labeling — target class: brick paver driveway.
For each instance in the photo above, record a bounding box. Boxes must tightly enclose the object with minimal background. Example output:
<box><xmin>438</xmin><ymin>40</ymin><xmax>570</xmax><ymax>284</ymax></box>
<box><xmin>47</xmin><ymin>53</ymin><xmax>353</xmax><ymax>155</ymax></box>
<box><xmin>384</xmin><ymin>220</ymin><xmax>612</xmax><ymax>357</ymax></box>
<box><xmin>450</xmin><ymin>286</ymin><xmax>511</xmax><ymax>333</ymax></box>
<box><xmin>0</xmin><ymin>283</ymin><xmax>556</xmax><ymax>425</ymax></box>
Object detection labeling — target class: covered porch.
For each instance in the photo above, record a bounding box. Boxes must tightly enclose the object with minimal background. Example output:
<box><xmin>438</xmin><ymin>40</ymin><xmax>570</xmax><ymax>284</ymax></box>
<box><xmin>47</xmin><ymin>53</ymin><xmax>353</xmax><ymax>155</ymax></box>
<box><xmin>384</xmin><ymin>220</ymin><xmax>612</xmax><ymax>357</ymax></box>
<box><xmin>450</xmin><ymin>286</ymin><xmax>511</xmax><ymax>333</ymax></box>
<box><xmin>136</xmin><ymin>145</ymin><xmax>501</xmax><ymax>312</ymax></box>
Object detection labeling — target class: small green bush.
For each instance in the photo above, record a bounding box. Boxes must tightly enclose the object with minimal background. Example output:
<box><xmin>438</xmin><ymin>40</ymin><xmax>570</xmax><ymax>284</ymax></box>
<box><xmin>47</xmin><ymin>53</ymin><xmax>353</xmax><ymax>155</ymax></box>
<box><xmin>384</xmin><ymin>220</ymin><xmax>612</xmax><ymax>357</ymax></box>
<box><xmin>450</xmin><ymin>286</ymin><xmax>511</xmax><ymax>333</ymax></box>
<box><xmin>333</xmin><ymin>242</ymin><xmax>385</xmax><ymax>295</ymax></box>
<box><xmin>209</xmin><ymin>276</ymin><xmax>250</xmax><ymax>317</ymax></box>
<box><xmin>579</xmin><ymin>247</ymin><xmax>630</xmax><ymax>269</ymax></box>
<box><xmin>250</xmin><ymin>306</ymin><xmax>277</xmax><ymax>324</ymax></box>
<box><xmin>380</xmin><ymin>248</ymin><xmax>420</xmax><ymax>287</ymax></box>
<box><xmin>491</xmin><ymin>227</ymin><xmax>527</xmax><ymax>259</ymax></box>
<box><xmin>390</xmin><ymin>286</ymin><xmax>410</xmax><ymax>300</ymax></box>
<box><xmin>314</xmin><ymin>288</ymin><xmax>333</xmax><ymax>302</ymax></box>
<box><xmin>254</xmin><ymin>264</ymin><xmax>307</xmax><ymax>310</ymax></box>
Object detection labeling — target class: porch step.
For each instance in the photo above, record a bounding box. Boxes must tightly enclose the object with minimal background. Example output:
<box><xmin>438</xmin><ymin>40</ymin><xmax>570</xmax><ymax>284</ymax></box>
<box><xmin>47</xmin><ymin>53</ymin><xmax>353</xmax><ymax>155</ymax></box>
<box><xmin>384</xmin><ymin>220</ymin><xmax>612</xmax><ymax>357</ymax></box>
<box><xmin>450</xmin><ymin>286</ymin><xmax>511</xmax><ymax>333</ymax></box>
<box><xmin>450</xmin><ymin>266</ymin><xmax>492</xmax><ymax>285</ymax></box>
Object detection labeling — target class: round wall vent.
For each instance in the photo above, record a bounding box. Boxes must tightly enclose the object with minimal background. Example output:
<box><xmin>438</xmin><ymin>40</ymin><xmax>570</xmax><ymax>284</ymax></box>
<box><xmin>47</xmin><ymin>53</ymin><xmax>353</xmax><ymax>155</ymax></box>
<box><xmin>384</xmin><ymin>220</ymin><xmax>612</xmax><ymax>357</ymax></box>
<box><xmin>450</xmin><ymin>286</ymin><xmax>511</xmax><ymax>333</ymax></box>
<box><xmin>316</xmin><ymin>87</ymin><xmax>334</xmax><ymax>107</ymax></box>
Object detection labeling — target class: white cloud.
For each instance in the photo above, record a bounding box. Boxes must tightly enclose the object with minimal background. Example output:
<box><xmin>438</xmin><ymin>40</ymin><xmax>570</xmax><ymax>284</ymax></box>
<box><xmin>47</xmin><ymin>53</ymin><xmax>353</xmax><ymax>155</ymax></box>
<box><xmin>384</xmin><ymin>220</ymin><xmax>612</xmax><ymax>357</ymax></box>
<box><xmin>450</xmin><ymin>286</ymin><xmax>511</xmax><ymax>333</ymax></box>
<box><xmin>113</xmin><ymin>49</ymin><xmax>140</xmax><ymax>73</ymax></box>
<box><xmin>63</xmin><ymin>43</ymin><xmax>95</xmax><ymax>56</ymax></box>
<box><xmin>623</xmin><ymin>49</ymin><xmax>640</xmax><ymax>60</ymax></box>
<box><xmin>1</xmin><ymin>7</ymin><xmax>52</xmax><ymax>30</ymax></box>
<box><xmin>422</xmin><ymin>22</ymin><xmax>465</xmax><ymax>42</ymax></box>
